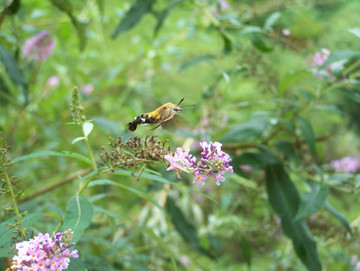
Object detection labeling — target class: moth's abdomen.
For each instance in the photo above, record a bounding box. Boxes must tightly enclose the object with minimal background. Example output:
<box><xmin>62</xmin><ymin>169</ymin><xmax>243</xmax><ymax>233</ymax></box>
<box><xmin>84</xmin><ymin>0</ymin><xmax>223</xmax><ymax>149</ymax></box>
<box><xmin>127</xmin><ymin>112</ymin><xmax>159</xmax><ymax>132</ymax></box>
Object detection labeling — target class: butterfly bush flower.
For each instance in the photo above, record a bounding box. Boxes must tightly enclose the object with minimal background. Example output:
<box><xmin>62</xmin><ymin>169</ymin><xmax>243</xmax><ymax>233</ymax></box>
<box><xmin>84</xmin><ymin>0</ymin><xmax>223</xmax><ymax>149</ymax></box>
<box><xmin>330</xmin><ymin>155</ymin><xmax>360</xmax><ymax>173</ymax></box>
<box><xmin>164</xmin><ymin>141</ymin><xmax>233</xmax><ymax>186</ymax></box>
<box><xmin>22</xmin><ymin>31</ymin><xmax>56</xmax><ymax>62</ymax></box>
<box><xmin>310</xmin><ymin>48</ymin><xmax>344</xmax><ymax>81</ymax></box>
<box><xmin>282</xmin><ymin>28</ymin><xmax>291</xmax><ymax>36</ymax></box>
<box><xmin>11</xmin><ymin>229</ymin><xmax>78</xmax><ymax>271</ymax></box>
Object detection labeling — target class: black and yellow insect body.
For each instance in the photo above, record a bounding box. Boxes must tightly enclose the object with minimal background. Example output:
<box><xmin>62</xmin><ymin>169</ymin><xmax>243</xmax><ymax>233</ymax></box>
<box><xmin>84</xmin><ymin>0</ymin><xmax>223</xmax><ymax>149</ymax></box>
<box><xmin>128</xmin><ymin>99</ymin><xmax>187</xmax><ymax>131</ymax></box>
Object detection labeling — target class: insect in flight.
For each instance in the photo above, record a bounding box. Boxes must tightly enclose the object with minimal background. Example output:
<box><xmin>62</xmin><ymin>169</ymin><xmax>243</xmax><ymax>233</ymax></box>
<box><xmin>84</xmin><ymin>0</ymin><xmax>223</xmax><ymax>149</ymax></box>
<box><xmin>128</xmin><ymin>98</ymin><xmax>195</xmax><ymax>131</ymax></box>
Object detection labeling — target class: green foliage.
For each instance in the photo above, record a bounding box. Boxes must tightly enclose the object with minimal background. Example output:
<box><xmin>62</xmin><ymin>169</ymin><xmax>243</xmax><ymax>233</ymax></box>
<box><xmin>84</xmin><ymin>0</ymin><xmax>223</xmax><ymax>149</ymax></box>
<box><xmin>1</xmin><ymin>0</ymin><xmax>360</xmax><ymax>270</ymax></box>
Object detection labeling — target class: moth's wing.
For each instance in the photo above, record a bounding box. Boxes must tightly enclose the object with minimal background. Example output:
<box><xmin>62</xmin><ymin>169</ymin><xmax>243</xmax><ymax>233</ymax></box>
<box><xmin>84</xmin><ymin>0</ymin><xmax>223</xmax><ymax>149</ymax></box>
<box><xmin>159</xmin><ymin>115</ymin><xmax>191</xmax><ymax>130</ymax></box>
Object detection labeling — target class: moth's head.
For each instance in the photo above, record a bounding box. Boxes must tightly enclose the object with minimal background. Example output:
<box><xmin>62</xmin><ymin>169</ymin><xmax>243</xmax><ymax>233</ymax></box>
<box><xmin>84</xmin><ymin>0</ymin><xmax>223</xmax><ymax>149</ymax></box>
<box><xmin>162</xmin><ymin>103</ymin><xmax>182</xmax><ymax>114</ymax></box>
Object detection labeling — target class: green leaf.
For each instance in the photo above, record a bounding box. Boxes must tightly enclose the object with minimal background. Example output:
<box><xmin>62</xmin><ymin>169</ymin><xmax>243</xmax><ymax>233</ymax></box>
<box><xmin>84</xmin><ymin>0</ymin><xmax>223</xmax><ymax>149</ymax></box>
<box><xmin>0</xmin><ymin>213</ymin><xmax>44</xmax><ymax>257</ymax></box>
<box><xmin>278</xmin><ymin>70</ymin><xmax>311</xmax><ymax>95</ymax></box>
<box><xmin>311</xmin><ymin>105</ymin><xmax>342</xmax><ymax>115</ymax></box>
<box><xmin>82</xmin><ymin>122</ymin><xmax>94</xmax><ymax>137</ymax></box>
<box><xmin>349</xmin><ymin>28</ymin><xmax>360</xmax><ymax>39</ymax></box>
<box><xmin>112</xmin><ymin>0</ymin><xmax>156</xmax><ymax>38</ymax></box>
<box><xmin>275</xmin><ymin>141</ymin><xmax>298</xmax><ymax>162</ymax></box>
<box><xmin>248</xmin><ymin>32</ymin><xmax>272</xmax><ymax>52</ymax></box>
<box><xmin>6</xmin><ymin>0</ymin><xmax>21</xmax><ymax>15</ymax></box>
<box><xmin>221</xmin><ymin>120</ymin><xmax>268</xmax><ymax>143</ymax></box>
<box><xmin>88</xmin><ymin>179</ymin><xmax>164</xmax><ymax>211</ymax></box>
<box><xmin>71</xmin><ymin>137</ymin><xmax>86</xmax><ymax>145</ymax></box>
<box><xmin>166</xmin><ymin>197</ymin><xmax>211</xmax><ymax>257</ymax></box>
<box><xmin>233</xmin><ymin>152</ymin><xmax>279</xmax><ymax>170</ymax></box>
<box><xmin>0</xmin><ymin>74</ymin><xmax>11</xmax><ymax>106</ymax></box>
<box><xmin>178</xmin><ymin>54</ymin><xmax>215</xmax><ymax>71</ymax></box>
<box><xmin>61</xmin><ymin>196</ymin><xmax>93</xmax><ymax>244</ymax></box>
<box><xmin>321</xmin><ymin>50</ymin><xmax>360</xmax><ymax>67</ymax></box>
<box><xmin>49</xmin><ymin>0</ymin><xmax>87</xmax><ymax>51</ymax></box>
<box><xmin>139</xmin><ymin>227</ymin><xmax>177</xmax><ymax>271</ymax></box>
<box><xmin>13</xmin><ymin>150</ymin><xmax>92</xmax><ymax>165</ymax></box>
<box><xmin>154</xmin><ymin>0</ymin><xmax>180</xmax><ymax>36</ymax></box>
<box><xmin>264</xmin><ymin>12</ymin><xmax>281</xmax><ymax>31</ymax></box>
<box><xmin>297</xmin><ymin>116</ymin><xmax>316</xmax><ymax>156</ymax></box>
<box><xmin>111</xmin><ymin>169</ymin><xmax>218</xmax><ymax>204</ymax></box>
<box><xmin>95</xmin><ymin>0</ymin><xmax>104</xmax><ymax>16</ymax></box>
<box><xmin>324</xmin><ymin>200</ymin><xmax>352</xmax><ymax>234</ymax></box>
<box><xmin>241</xmin><ymin>236</ymin><xmax>252</xmax><ymax>268</ymax></box>
<box><xmin>73</xmin><ymin>169</ymin><xmax>99</xmax><ymax>186</ymax></box>
<box><xmin>265</xmin><ymin>165</ymin><xmax>322</xmax><ymax>271</ymax></box>
<box><xmin>221</xmin><ymin>32</ymin><xmax>232</xmax><ymax>55</ymax></box>
<box><xmin>0</xmin><ymin>44</ymin><xmax>28</xmax><ymax>105</ymax></box>
<box><xmin>294</xmin><ymin>183</ymin><xmax>329</xmax><ymax>221</ymax></box>
<box><xmin>239</xmin><ymin>26</ymin><xmax>262</xmax><ymax>35</ymax></box>
<box><xmin>67</xmin><ymin>257</ymin><xmax>86</xmax><ymax>271</ymax></box>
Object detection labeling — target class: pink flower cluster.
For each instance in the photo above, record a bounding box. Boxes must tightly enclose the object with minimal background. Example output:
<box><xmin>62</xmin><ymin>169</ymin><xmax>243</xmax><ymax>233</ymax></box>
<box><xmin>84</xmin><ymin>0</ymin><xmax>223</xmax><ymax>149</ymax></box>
<box><xmin>331</xmin><ymin>155</ymin><xmax>360</xmax><ymax>173</ymax></box>
<box><xmin>11</xmin><ymin>229</ymin><xmax>78</xmax><ymax>271</ymax></box>
<box><xmin>310</xmin><ymin>48</ymin><xmax>343</xmax><ymax>80</ymax></box>
<box><xmin>22</xmin><ymin>31</ymin><xmax>56</xmax><ymax>62</ymax></box>
<box><xmin>164</xmin><ymin>141</ymin><xmax>233</xmax><ymax>186</ymax></box>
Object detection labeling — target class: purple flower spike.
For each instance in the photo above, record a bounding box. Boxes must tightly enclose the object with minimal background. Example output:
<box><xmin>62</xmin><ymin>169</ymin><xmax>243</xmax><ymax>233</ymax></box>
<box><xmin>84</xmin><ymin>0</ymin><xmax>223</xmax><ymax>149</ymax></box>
<box><xmin>22</xmin><ymin>31</ymin><xmax>56</xmax><ymax>62</ymax></box>
<box><xmin>330</xmin><ymin>155</ymin><xmax>360</xmax><ymax>173</ymax></box>
<box><xmin>165</xmin><ymin>141</ymin><xmax>233</xmax><ymax>187</ymax></box>
<box><xmin>12</xmin><ymin>229</ymin><xmax>78</xmax><ymax>271</ymax></box>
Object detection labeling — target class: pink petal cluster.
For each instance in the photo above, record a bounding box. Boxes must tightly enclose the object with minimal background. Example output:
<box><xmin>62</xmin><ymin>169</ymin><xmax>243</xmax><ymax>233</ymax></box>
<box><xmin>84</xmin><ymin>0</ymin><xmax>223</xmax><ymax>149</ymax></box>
<box><xmin>310</xmin><ymin>48</ymin><xmax>343</xmax><ymax>80</ymax></box>
<box><xmin>22</xmin><ymin>31</ymin><xmax>56</xmax><ymax>62</ymax></box>
<box><xmin>164</xmin><ymin>141</ymin><xmax>233</xmax><ymax>186</ymax></box>
<box><xmin>220</xmin><ymin>0</ymin><xmax>230</xmax><ymax>10</ymax></box>
<box><xmin>80</xmin><ymin>84</ymin><xmax>94</xmax><ymax>96</ymax></box>
<box><xmin>330</xmin><ymin>155</ymin><xmax>360</xmax><ymax>173</ymax></box>
<box><xmin>47</xmin><ymin>76</ymin><xmax>60</xmax><ymax>87</ymax></box>
<box><xmin>11</xmin><ymin>229</ymin><xmax>78</xmax><ymax>271</ymax></box>
<box><xmin>282</xmin><ymin>28</ymin><xmax>291</xmax><ymax>36</ymax></box>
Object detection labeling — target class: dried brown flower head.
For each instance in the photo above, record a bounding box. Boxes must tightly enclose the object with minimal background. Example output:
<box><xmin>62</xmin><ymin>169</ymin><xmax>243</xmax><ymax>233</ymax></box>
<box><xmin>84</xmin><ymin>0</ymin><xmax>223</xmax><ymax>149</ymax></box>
<box><xmin>99</xmin><ymin>135</ymin><xmax>170</xmax><ymax>171</ymax></box>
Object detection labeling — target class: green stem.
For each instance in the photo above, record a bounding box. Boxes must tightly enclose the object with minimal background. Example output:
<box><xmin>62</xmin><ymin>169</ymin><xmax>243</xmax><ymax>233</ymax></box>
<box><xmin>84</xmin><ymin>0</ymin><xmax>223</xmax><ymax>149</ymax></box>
<box><xmin>81</xmin><ymin>124</ymin><xmax>97</xmax><ymax>170</ymax></box>
<box><xmin>0</xmin><ymin>8</ymin><xmax>6</xmax><ymax>30</ymax></box>
<box><xmin>1</xmin><ymin>164</ymin><xmax>26</xmax><ymax>240</ymax></box>
<box><xmin>343</xmin><ymin>58</ymin><xmax>360</xmax><ymax>76</ymax></box>
<box><xmin>77</xmin><ymin>126</ymin><xmax>97</xmax><ymax>196</ymax></box>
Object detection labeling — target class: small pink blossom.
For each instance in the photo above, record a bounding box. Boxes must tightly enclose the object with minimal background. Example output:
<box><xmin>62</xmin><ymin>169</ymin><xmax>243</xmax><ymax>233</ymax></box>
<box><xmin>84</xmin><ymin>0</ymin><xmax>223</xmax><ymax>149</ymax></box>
<box><xmin>180</xmin><ymin>256</ymin><xmax>190</xmax><ymax>267</ymax></box>
<box><xmin>81</xmin><ymin>84</ymin><xmax>94</xmax><ymax>96</ymax></box>
<box><xmin>22</xmin><ymin>31</ymin><xmax>56</xmax><ymax>62</ymax></box>
<box><xmin>282</xmin><ymin>28</ymin><xmax>291</xmax><ymax>36</ymax></box>
<box><xmin>165</xmin><ymin>141</ymin><xmax>233</xmax><ymax>187</ymax></box>
<box><xmin>220</xmin><ymin>0</ymin><xmax>230</xmax><ymax>10</ymax></box>
<box><xmin>47</xmin><ymin>76</ymin><xmax>60</xmax><ymax>86</ymax></box>
<box><xmin>240</xmin><ymin>164</ymin><xmax>252</xmax><ymax>173</ymax></box>
<box><xmin>331</xmin><ymin>155</ymin><xmax>360</xmax><ymax>173</ymax></box>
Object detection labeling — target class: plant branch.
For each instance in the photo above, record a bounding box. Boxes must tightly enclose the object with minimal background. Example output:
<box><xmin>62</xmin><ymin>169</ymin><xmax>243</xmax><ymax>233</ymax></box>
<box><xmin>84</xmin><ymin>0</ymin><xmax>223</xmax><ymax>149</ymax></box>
<box><xmin>0</xmin><ymin>8</ymin><xmax>6</xmax><ymax>30</ymax></box>
<box><xmin>1</xmin><ymin>164</ymin><xmax>26</xmax><ymax>240</ymax></box>
<box><xmin>20</xmin><ymin>169</ymin><xmax>92</xmax><ymax>202</ymax></box>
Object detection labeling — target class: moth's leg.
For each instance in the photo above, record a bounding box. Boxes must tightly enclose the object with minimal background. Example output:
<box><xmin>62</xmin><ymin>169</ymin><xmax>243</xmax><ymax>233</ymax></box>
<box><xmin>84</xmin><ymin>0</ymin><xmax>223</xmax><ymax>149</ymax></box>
<box><xmin>151</xmin><ymin>122</ymin><xmax>164</xmax><ymax>130</ymax></box>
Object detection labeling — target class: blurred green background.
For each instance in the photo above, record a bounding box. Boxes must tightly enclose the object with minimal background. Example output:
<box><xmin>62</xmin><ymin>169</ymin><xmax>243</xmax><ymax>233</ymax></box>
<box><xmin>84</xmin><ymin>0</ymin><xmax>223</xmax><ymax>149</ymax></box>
<box><xmin>1</xmin><ymin>0</ymin><xmax>360</xmax><ymax>270</ymax></box>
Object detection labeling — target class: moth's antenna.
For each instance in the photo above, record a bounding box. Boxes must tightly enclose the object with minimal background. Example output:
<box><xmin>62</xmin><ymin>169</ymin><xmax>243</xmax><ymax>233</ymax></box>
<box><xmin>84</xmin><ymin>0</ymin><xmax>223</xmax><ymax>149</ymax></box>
<box><xmin>182</xmin><ymin>104</ymin><xmax>197</xmax><ymax>107</ymax></box>
<box><xmin>177</xmin><ymin>98</ymin><xmax>184</xmax><ymax>106</ymax></box>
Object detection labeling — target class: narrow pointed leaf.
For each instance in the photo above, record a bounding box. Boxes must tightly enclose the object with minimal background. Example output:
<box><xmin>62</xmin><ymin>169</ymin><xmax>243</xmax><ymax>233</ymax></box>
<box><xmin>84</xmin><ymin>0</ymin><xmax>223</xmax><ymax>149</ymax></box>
<box><xmin>297</xmin><ymin>116</ymin><xmax>316</xmax><ymax>156</ymax></box>
<box><xmin>325</xmin><ymin>200</ymin><xmax>352</xmax><ymax>234</ymax></box>
<box><xmin>61</xmin><ymin>196</ymin><xmax>93</xmax><ymax>244</ymax></box>
<box><xmin>0</xmin><ymin>44</ymin><xmax>28</xmax><ymax>105</ymax></box>
<box><xmin>71</xmin><ymin>137</ymin><xmax>86</xmax><ymax>145</ymax></box>
<box><xmin>49</xmin><ymin>0</ymin><xmax>87</xmax><ymax>51</ymax></box>
<box><xmin>265</xmin><ymin>165</ymin><xmax>322</xmax><ymax>271</ymax></box>
<box><xmin>294</xmin><ymin>183</ymin><xmax>329</xmax><ymax>221</ymax></box>
<box><xmin>112</xmin><ymin>0</ymin><xmax>155</xmax><ymax>38</ymax></box>
<box><xmin>13</xmin><ymin>150</ymin><xmax>92</xmax><ymax>165</ymax></box>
